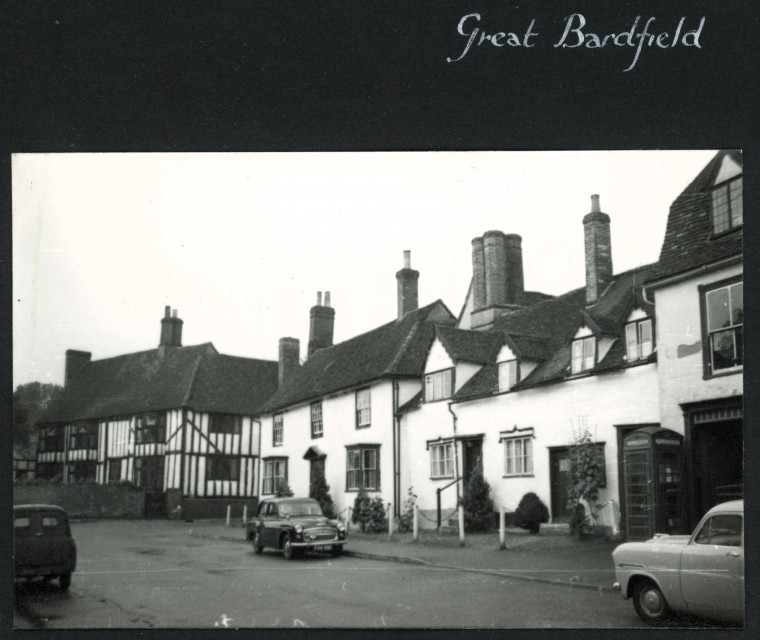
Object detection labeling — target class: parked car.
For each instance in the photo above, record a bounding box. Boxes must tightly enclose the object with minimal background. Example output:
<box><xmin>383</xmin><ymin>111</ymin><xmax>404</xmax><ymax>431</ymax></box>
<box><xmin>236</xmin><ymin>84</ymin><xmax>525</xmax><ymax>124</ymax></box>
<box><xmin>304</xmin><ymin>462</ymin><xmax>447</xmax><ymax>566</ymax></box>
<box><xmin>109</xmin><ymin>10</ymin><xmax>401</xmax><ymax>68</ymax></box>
<box><xmin>613</xmin><ymin>499</ymin><xmax>743</xmax><ymax>625</ymax></box>
<box><xmin>14</xmin><ymin>504</ymin><xmax>77</xmax><ymax>591</ymax></box>
<box><xmin>245</xmin><ymin>497</ymin><xmax>347</xmax><ymax>559</ymax></box>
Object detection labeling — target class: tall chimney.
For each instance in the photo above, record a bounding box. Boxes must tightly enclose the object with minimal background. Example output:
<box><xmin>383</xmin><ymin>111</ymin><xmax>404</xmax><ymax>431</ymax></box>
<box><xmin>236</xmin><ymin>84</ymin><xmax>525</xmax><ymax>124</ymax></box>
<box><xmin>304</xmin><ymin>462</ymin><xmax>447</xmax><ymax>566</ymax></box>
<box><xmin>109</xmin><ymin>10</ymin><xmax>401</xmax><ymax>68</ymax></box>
<box><xmin>308</xmin><ymin>291</ymin><xmax>336</xmax><ymax>358</ymax></box>
<box><xmin>395</xmin><ymin>250</ymin><xmax>419</xmax><ymax>319</ymax></box>
<box><xmin>483</xmin><ymin>230</ymin><xmax>508</xmax><ymax>305</ymax></box>
<box><xmin>471</xmin><ymin>236</ymin><xmax>486</xmax><ymax>310</ymax></box>
<box><xmin>505</xmin><ymin>233</ymin><xmax>525</xmax><ymax>306</ymax></box>
<box><xmin>65</xmin><ymin>349</ymin><xmax>91</xmax><ymax>386</ymax></box>
<box><xmin>278</xmin><ymin>337</ymin><xmax>300</xmax><ymax>386</ymax></box>
<box><xmin>160</xmin><ymin>306</ymin><xmax>183</xmax><ymax>347</ymax></box>
<box><xmin>583</xmin><ymin>194</ymin><xmax>613</xmax><ymax>304</ymax></box>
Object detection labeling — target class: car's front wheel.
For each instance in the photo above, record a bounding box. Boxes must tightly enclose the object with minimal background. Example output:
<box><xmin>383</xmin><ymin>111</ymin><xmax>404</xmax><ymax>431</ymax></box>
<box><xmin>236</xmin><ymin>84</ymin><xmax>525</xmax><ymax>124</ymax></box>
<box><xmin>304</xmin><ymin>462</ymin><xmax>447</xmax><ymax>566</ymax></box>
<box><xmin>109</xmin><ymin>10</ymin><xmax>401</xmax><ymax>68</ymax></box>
<box><xmin>632</xmin><ymin>579</ymin><xmax>671</xmax><ymax>625</ymax></box>
<box><xmin>282</xmin><ymin>538</ymin><xmax>296</xmax><ymax>560</ymax></box>
<box><xmin>252</xmin><ymin>532</ymin><xmax>264</xmax><ymax>555</ymax></box>
<box><xmin>59</xmin><ymin>573</ymin><xmax>71</xmax><ymax>591</ymax></box>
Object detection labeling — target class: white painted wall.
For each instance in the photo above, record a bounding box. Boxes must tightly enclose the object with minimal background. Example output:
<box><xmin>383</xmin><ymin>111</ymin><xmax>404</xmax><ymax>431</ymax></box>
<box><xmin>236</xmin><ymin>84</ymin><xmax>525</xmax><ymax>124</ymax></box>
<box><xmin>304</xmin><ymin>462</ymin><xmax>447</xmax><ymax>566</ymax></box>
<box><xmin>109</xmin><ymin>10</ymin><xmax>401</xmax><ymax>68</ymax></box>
<box><xmin>653</xmin><ymin>263</ymin><xmax>744</xmax><ymax>434</ymax></box>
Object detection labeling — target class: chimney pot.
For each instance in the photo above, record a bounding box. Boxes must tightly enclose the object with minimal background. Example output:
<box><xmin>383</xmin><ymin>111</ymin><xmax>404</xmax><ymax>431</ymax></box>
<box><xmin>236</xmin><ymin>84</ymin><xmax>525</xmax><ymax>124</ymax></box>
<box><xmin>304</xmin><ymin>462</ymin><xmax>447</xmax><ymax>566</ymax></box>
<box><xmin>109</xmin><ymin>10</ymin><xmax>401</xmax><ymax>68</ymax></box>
<box><xmin>172</xmin><ymin>308</ymin><xmax>178</xmax><ymax>318</ymax></box>
<box><xmin>164</xmin><ymin>305</ymin><xmax>171</xmax><ymax>318</ymax></box>
<box><xmin>317</xmin><ymin>291</ymin><xmax>322</xmax><ymax>306</ymax></box>
<box><xmin>403</xmin><ymin>250</ymin><xmax>411</xmax><ymax>269</ymax></box>
<box><xmin>324</xmin><ymin>291</ymin><xmax>331</xmax><ymax>307</ymax></box>
<box><xmin>591</xmin><ymin>194</ymin><xmax>601</xmax><ymax>213</ymax></box>
<box><xmin>583</xmin><ymin>196</ymin><xmax>613</xmax><ymax>304</ymax></box>
<box><xmin>396</xmin><ymin>251</ymin><xmax>419</xmax><ymax>319</ymax></box>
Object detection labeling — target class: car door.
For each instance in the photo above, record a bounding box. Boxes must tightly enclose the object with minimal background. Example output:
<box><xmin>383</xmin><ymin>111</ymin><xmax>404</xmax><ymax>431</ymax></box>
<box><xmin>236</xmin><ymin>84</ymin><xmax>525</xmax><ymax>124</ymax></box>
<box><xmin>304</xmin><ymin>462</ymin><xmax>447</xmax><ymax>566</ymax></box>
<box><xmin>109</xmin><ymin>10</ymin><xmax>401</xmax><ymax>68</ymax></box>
<box><xmin>680</xmin><ymin>513</ymin><xmax>744</xmax><ymax>620</ymax></box>
<box><xmin>260</xmin><ymin>502</ymin><xmax>278</xmax><ymax>547</ymax></box>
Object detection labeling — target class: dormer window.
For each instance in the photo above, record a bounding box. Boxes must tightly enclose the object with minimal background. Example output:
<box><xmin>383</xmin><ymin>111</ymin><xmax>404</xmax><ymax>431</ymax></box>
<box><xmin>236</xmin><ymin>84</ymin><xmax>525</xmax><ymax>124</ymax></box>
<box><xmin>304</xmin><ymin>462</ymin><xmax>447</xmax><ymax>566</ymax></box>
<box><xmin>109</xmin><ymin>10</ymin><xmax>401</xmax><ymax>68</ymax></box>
<box><xmin>625</xmin><ymin>318</ymin><xmax>653</xmax><ymax>361</ymax></box>
<box><xmin>571</xmin><ymin>336</ymin><xmax>596</xmax><ymax>374</ymax></box>
<box><xmin>498</xmin><ymin>360</ymin><xmax>517</xmax><ymax>392</ymax></box>
<box><xmin>711</xmin><ymin>176</ymin><xmax>743</xmax><ymax>235</ymax></box>
<box><xmin>425</xmin><ymin>368</ymin><xmax>454</xmax><ymax>402</ymax></box>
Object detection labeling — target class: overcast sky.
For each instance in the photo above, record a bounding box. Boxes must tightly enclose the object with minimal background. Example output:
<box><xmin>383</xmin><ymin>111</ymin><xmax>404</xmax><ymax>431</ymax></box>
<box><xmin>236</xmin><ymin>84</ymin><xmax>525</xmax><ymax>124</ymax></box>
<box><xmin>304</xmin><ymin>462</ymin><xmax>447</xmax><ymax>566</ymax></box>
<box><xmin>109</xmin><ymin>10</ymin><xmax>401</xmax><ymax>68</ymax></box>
<box><xmin>12</xmin><ymin>150</ymin><xmax>717</xmax><ymax>388</ymax></box>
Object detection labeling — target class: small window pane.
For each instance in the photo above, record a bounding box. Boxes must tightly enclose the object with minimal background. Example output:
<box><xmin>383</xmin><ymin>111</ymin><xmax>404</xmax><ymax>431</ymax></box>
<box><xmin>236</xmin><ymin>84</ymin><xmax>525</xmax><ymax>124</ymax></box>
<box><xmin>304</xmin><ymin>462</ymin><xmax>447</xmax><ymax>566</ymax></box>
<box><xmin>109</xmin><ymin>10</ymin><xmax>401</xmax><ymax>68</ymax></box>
<box><xmin>14</xmin><ymin>517</ymin><xmax>31</xmax><ymax>528</ymax></box>
<box><xmin>706</xmin><ymin>288</ymin><xmax>731</xmax><ymax>331</ymax></box>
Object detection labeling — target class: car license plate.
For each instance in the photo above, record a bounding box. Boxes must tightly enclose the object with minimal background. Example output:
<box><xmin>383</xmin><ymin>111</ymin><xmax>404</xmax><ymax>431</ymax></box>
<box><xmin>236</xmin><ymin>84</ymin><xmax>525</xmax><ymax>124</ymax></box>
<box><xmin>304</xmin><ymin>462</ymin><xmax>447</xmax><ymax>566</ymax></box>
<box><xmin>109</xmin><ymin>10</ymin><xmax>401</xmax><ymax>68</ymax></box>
<box><xmin>314</xmin><ymin>545</ymin><xmax>332</xmax><ymax>552</ymax></box>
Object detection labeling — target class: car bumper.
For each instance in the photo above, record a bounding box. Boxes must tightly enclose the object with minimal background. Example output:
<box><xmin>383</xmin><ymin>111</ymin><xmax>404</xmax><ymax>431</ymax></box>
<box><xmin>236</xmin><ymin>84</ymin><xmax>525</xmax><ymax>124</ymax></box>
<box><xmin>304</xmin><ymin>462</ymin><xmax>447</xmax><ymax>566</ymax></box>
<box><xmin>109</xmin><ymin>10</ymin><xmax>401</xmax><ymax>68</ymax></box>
<box><xmin>290</xmin><ymin>539</ymin><xmax>347</xmax><ymax>549</ymax></box>
<box><xmin>15</xmin><ymin>563</ymin><xmax>75</xmax><ymax>578</ymax></box>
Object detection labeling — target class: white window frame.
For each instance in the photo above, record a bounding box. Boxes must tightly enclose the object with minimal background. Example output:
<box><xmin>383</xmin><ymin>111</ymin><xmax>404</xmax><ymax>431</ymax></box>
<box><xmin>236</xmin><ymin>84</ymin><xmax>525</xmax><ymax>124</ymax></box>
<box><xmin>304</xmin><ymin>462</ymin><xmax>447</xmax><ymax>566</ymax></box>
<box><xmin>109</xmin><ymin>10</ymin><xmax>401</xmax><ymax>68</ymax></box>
<box><xmin>625</xmin><ymin>318</ymin><xmax>653</xmax><ymax>361</ymax></box>
<box><xmin>430</xmin><ymin>441</ymin><xmax>454</xmax><ymax>479</ymax></box>
<box><xmin>503</xmin><ymin>436</ymin><xmax>533</xmax><ymax>477</ymax></box>
<box><xmin>311</xmin><ymin>401</ymin><xmax>323</xmax><ymax>438</ymax></box>
<box><xmin>498</xmin><ymin>360</ymin><xmax>517</xmax><ymax>392</ymax></box>
<box><xmin>356</xmin><ymin>388</ymin><xmax>371</xmax><ymax>428</ymax></box>
<box><xmin>346</xmin><ymin>445</ymin><xmax>379</xmax><ymax>491</ymax></box>
<box><xmin>424</xmin><ymin>368</ymin><xmax>454</xmax><ymax>402</ymax></box>
<box><xmin>273</xmin><ymin>413</ymin><xmax>284</xmax><ymax>446</ymax></box>
<box><xmin>571</xmin><ymin>336</ymin><xmax>596</xmax><ymax>374</ymax></box>
<box><xmin>262</xmin><ymin>458</ymin><xmax>287</xmax><ymax>495</ymax></box>
<box><xmin>703</xmin><ymin>279</ymin><xmax>743</xmax><ymax>374</ymax></box>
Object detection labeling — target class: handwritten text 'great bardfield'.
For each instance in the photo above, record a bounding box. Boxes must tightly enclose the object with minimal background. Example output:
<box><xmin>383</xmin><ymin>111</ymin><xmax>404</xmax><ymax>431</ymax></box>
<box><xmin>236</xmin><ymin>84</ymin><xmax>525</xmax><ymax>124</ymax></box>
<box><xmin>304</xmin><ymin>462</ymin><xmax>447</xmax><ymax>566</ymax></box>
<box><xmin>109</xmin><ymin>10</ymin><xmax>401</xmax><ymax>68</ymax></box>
<box><xmin>447</xmin><ymin>13</ymin><xmax>705</xmax><ymax>71</ymax></box>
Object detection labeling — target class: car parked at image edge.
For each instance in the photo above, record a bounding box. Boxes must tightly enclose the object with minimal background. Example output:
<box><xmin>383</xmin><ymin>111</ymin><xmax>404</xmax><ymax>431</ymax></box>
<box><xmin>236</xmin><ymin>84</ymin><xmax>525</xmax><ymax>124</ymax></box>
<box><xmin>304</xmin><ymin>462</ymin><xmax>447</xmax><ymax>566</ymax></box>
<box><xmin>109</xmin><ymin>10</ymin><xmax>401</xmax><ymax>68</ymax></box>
<box><xmin>613</xmin><ymin>499</ymin><xmax>743</xmax><ymax>626</ymax></box>
<box><xmin>246</xmin><ymin>497</ymin><xmax>347</xmax><ymax>559</ymax></box>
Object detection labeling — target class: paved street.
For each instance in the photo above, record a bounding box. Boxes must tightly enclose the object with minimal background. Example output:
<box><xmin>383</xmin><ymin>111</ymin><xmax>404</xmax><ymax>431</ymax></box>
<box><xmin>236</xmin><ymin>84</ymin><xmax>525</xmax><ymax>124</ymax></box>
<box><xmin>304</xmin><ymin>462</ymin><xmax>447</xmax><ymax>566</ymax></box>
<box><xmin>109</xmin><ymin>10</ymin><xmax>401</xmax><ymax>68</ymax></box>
<box><xmin>13</xmin><ymin>519</ymin><xmax>651</xmax><ymax>629</ymax></box>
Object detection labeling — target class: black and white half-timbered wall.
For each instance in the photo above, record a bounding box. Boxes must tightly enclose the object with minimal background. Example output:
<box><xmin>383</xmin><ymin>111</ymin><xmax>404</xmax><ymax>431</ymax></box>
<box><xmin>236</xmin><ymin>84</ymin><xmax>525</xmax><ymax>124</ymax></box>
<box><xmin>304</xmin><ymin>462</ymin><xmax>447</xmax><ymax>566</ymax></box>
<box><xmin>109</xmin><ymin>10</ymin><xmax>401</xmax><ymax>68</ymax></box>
<box><xmin>36</xmin><ymin>308</ymin><xmax>278</xmax><ymax>517</ymax></box>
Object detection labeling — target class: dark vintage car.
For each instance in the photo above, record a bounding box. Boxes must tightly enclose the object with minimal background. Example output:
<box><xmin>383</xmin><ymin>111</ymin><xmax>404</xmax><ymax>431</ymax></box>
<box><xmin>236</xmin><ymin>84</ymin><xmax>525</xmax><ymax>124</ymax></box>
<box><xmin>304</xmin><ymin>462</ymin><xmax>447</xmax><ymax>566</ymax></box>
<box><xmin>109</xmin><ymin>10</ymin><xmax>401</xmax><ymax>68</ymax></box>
<box><xmin>14</xmin><ymin>504</ymin><xmax>77</xmax><ymax>590</ymax></box>
<box><xmin>245</xmin><ymin>497</ymin><xmax>347</xmax><ymax>559</ymax></box>
<box><xmin>613</xmin><ymin>499</ymin><xmax>743</xmax><ymax>625</ymax></box>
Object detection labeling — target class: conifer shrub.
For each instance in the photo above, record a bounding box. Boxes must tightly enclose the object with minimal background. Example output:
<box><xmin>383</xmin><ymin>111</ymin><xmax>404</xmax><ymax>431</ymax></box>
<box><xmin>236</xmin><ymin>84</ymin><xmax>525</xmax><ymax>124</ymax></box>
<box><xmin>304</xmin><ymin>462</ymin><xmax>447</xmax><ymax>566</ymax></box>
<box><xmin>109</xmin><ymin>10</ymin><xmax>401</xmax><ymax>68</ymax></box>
<box><xmin>351</xmin><ymin>489</ymin><xmax>388</xmax><ymax>533</ymax></box>
<box><xmin>461</xmin><ymin>471</ymin><xmax>494</xmax><ymax>532</ymax></box>
<box><xmin>514</xmin><ymin>492</ymin><xmax>549</xmax><ymax>534</ymax></box>
<box><xmin>308</xmin><ymin>467</ymin><xmax>335</xmax><ymax>518</ymax></box>
<box><xmin>275</xmin><ymin>482</ymin><xmax>294</xmax><ymax>497</ymax></box>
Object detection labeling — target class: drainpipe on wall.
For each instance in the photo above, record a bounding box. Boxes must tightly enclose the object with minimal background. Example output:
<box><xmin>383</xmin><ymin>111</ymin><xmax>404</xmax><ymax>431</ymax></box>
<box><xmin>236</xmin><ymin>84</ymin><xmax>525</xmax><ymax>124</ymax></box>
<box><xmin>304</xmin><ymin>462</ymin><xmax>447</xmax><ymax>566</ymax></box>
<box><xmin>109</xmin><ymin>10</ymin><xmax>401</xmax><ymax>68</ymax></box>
<box><xmin>393</xmin><ymin>381</ymin><xmax>400</xmax><ymax>518</ymax></box>
<box><xmin>447</xmin><ymin>402</ymin><xmax>461</xmax><ymax>503</ymax></box>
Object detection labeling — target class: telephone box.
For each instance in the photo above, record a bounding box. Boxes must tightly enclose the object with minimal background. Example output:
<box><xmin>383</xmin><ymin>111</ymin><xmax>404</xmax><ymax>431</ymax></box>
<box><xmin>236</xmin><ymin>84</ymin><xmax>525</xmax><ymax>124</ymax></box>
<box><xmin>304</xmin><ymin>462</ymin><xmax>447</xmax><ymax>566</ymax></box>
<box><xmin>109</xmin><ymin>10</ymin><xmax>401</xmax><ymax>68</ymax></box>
<box><xmin>623</xmin><ymin>427</ymin><xmax>686</xmax><ymax>540</ymax></box>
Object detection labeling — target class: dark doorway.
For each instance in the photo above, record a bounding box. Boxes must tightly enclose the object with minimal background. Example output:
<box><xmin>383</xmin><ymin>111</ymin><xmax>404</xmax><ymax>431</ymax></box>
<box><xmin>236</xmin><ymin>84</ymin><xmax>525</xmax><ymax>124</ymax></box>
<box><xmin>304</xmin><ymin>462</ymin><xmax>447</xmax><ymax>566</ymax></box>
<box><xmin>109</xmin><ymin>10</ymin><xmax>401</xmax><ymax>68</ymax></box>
<box><xmin>134</xmin><ymin>456</ymin><xmax>166</xmax><ymax>518</ymax></box>
<box><xmin>309</xmin><ymin>457</ymin><xmax>325</xmax><ymax>496</ymax></box>
<box><xmin>462</xmin><ymin>438</ymin><xmax>483</xmax><ymax>488</ymax></box>
<box><xmin>549</xmin><ymin>448</ymin><xmax>572</xmax><ymax>522</ymax></box>
<box><xmin>693</xmin><ymin>418</ymin><xmax>743</xmax><ymax>518</ymax></box>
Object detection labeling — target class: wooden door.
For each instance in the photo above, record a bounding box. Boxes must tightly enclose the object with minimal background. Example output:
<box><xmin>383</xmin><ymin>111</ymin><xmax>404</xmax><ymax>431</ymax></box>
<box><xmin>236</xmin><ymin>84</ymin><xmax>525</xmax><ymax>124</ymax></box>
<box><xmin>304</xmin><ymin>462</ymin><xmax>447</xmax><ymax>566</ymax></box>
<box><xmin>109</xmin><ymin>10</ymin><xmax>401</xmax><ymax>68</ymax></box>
<box><xmin>550</xmin><ymin>448</ymin><xmax>573</xmax><ymax>522</ymax></box>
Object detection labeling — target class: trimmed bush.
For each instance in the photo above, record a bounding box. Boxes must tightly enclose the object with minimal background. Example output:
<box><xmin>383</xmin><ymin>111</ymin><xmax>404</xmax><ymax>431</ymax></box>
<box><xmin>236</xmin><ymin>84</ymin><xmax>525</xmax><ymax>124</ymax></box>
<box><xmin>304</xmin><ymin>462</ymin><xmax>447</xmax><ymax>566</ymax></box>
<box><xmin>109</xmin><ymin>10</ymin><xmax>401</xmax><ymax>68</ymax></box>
<box><xmin>308</xmin><ymin>467</ymin><xmax>335</xmax><ymax>518</ymax></box>
<box><xmin>351</xmin><ymin>489</ymin><xmax>387</xmax><ymax>533</ymax></box>
<box><xmin>514</xmin><ymin>492</ymin><xmax>549</xmax><ymax>534</ymax></box>
<box><xmin>275</xmin><ymin>482</ymin><xmax>294</xmax><ymax>497</ymax></box>
<box><xmin>461</xmin><ymin>471</ymin><xmax>494</xmax><ymax>532</ymax></box>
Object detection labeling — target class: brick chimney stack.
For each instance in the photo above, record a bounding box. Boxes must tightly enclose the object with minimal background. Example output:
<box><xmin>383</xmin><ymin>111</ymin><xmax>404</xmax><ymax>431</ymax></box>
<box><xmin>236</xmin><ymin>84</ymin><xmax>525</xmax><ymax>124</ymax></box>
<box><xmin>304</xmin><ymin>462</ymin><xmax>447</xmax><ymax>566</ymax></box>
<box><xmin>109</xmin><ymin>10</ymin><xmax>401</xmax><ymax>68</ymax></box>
<box><xmin>278</xmin><ymin>337</ymin><xmax>300</xmax><ymax>386</ymax></box>
<box><xmin>308</xmin><ymin>291</ymin><xmax>336</xmax><ymax>358</ymax></box>
<box><xmin>396</xmin><ymin>250</ymin><xmax>419</xmax><ymax>319</ymax></box>
<box><xmin>65</xmin><ymin>349</ymin><xmax>91</xmax><ymax>386</ymax></box>
<box><xmin>471</xmin><ymin>236</ymin><xmax>487</xmax><ymax>309</ymax></box>
<box><xmin>160</xmin><ymin>306</ymin><xmax>183</xmax><ymax>347</ymax></box>
<box><xmin>583</xmin><ymin>194</ymin><xmax>613</xmax><ymax>304</ymax></box>
<box><xmin>471</xmin><ymin>231</ymin><xmax>525</xmax><ymax>309</ymax></box>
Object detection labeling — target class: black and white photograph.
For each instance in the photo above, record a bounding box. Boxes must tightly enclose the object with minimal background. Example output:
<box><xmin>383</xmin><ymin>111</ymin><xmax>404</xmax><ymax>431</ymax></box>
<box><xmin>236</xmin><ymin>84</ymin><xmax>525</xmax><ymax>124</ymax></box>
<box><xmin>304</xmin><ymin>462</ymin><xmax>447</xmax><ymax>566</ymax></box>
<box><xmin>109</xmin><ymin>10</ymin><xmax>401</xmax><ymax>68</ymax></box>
<box><xmin>11</xmin><ymin>150</ymin><xmax>743</xmax><ymax>629</ymax></box>
<box><xmin>3</xmin><ymin>0</ymin><xmax>756</xmax><ymax>636</ymax></box>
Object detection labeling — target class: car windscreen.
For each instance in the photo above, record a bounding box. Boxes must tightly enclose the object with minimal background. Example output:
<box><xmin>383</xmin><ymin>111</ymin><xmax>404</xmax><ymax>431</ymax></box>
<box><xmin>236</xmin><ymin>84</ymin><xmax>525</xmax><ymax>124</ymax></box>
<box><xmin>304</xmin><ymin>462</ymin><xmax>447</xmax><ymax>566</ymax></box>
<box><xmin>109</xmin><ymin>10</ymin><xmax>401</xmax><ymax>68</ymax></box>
<box><xmin>279</xmin><ymin>501</ymin><xmax>323</xmax><ymax>517</ymax></box>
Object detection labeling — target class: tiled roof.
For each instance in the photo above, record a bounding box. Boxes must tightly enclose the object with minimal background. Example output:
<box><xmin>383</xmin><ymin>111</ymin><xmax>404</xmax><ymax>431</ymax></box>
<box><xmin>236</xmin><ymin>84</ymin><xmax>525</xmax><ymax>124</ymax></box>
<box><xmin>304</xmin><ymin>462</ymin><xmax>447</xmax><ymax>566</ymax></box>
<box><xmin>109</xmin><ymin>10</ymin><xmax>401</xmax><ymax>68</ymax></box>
<box><xmin>39</xmin><ymin>343</ymin><xmax>279</xmax><ymax>423</ymax></box>
<box><xmin>259</xmin><ymin>300</ymin><xmax>456</xmax><ymax>413</ymax></box>
<box><xmin>436</xmin><ymin>326</ymin><xmax>502</xmax><ymax>364</ymax></box>
<box><xmin>453</xmin><ymin>264</ymin><xmax>656</xmax><ymax>401</ymax></box>
<box><xmin>649</xmin><ymin>150</ymin><xmax>743</xmax><ymax>283</ymax></box>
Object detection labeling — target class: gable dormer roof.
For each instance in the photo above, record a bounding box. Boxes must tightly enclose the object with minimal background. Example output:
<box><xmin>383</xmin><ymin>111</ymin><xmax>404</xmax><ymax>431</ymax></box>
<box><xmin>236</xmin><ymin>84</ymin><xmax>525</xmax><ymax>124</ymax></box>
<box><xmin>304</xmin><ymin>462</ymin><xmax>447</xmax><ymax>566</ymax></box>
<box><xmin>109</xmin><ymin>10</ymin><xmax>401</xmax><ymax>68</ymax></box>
<box><xmin>649</xmin><ymin>150</ymin><xmax>743</xmax><ymax>284</ymax></box>
<box><xmin>435</xmin><ymin>325</ymin><xmax>502</xmax><ymax>365</ymax></box>
<box><xmin>259</xmin><ymin>300</ymin><xmax>456</xmax><ymax>413</ymax></box>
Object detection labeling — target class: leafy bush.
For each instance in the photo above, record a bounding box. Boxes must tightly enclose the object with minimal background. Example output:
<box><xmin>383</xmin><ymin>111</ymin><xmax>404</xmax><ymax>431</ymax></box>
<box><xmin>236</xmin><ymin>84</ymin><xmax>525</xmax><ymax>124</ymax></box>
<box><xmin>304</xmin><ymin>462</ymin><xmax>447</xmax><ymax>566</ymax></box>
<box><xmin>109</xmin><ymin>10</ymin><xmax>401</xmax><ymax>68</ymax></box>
<box><xmin>275</xmin><ymin>482</ymin><xmax>294</xmax><ymax>497</ymax></box>
<box><xmin>514</xmin><ymin>492</ymin><xmax>549</xmax><ymax>534</ymax></box>
<box><xmin>351</xmin><ymin>489</ymin><xmax>387</xmax><ymax>533</ymax></box>
<box><xmin>308</xmin><ymin>467</ymin><xmax>335</xmax><ymax>518</ymax></box>
<box><xmin>461</xmin><ymin>471</ymin><xmax>494</xmax><ymax>532</ymax></box>
<box><xmin>566</xmin><ymin>425</ymin><xmax>606</xmax><ymax>538</ymax></box>
<box><xmin>398</xmin><ymin>486</ymin><xmax>418</xmax><ymax>533</ymax></box>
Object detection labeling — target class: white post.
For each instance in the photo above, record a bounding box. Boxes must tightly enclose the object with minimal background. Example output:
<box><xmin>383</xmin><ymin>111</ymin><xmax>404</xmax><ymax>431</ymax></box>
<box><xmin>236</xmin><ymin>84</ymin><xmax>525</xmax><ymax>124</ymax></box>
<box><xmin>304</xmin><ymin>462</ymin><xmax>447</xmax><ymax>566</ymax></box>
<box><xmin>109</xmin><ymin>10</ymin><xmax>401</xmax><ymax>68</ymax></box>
<box><xmin>499</xmin><ymin>505</ymin><xmax>506</xmax><ymax>550</ymax></box>
<box><xmin>458</xmin><ymin>504</ymin><xmax>465</xmax><ymax>546</ymax></box>
<box><xmin>413</xmin><ymin>504</ymin><xmax>419</xmax><ymax>542</ymax></box>
<box><xmin>243</xmin><ymin>505</ymin><xmax>248</xmax><ymax>526</ymax></box>
<box><xmin>226</xmin><ymin>504</ymin><xmax>231</xmax><ymax>526</ymax></box>
<box><xmin>388</xmin><ymin>503</ymin><xmax>394</xmax><ymax>540</ymax></box>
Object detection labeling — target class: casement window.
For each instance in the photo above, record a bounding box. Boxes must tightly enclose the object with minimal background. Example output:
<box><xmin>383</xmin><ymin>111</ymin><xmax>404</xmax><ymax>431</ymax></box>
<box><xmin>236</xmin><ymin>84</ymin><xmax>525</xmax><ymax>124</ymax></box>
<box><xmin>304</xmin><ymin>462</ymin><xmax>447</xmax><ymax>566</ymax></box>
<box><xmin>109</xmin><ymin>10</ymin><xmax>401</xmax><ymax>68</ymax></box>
<box><xmin>311</xmin><ymin>401</ymin><xmax>323</xmax><ymax>438</ymax></box>
<box><xmin>133</xmin><ymin>456</ymin><xmax>165</xmax><ymax>491</ymax></box>
<box><xmin>702</xmin><ymin>279</ymin><xmax>743</xmax><ymax>375</ymax></box>
<box><xmin>625</xmin><ymin>318</ymin><xmax>654</xmax><ymax>361</ymax></box>
<box><xmin>430</xmin><ymin>441</ymin><xmax>454</xmax><ymax>479</ymax></box>
<box><xmin>135</xmin><ymin>413</ymin><xmax>166</xmax><ymax>444</ymax></box>
<box><xmin>424</xmin><ymin>368</ymin><xmax>454</xmax><ymax>402</ymax></box>
<box><xmin>711</xmin><ymin>177</ymin><xmax>743</xmax><ymax>235</ymax></box>
<box><xmin>70</xmin><ymin>422</ymin><xmax>98</xmax><ymax>450</ymax></box>
<box><xmin>273</xmin><ymin>413</ymin><xmax>284</xmax><ymax>446</ymax></box>
<box><xmin>70</xmin><ymin>460</ymin><xmax>97</xmax><ymax>482</ymax></box>
<box><xmin>262</xmin><ymin>458</ymin><xmax>288</xmax><ymax>494</ymax></box>
<box><xmin>36</xmin><ymin>462</ymin><xmax>64</xmax><ymax>480</ymax></box>
<box><xmin>498</xmin><ymin>360</ymin><xmax>518</xmax><ymax>392</ymax></box>
<box><xmin>207</xmin><ymin>455</ymin><xmax>240</xmax><ymax>481</ymax></box>
<box><xmin>209</xmin><ymin>413</ymin><xmax>242</xmax><ymax>436</ymax></box>
<box><xmin>39</xmin><ymin>426</ymin><xmax>65</xmax><ymax>452</ymax></box>
<box><xmin>346</xmin><ymin>445</ymin><xmax>380</xmax><ymax>491</ymax></box>
<box><xmin>571</xmin><ymin>336</ymin><xmax>596</xmax><ymax>374</ymax></box>
<box><xmin>503</xmin><ymin>436</ymin><xmax>533</xmax><ymax>477</ymax></box>
<box><xmin>355</xmin><ymin>388</ymin><xmax>371</xmax><ymax>428</ymax></box>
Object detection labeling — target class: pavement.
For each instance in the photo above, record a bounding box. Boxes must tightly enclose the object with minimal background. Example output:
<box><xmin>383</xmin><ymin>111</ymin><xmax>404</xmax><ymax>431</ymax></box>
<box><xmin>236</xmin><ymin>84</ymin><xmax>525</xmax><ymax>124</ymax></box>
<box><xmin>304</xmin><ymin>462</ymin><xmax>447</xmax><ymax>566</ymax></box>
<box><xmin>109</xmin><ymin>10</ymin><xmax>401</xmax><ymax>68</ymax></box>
<box><xmin>180</xmin><ymin>519</ymin><xmax>620</xmax><ymax>593</ymax></box>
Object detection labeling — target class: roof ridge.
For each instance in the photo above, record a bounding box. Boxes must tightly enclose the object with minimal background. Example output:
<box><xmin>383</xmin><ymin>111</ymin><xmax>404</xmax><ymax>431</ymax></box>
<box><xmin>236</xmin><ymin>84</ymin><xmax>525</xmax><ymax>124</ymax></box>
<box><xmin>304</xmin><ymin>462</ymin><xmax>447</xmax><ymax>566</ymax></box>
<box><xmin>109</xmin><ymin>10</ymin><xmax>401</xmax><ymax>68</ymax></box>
<box><xmin>182</xmin><ymin>353</ymin><xmax>206</xmax><ymax>407</ymax></box>
<box><xmin>385</xmin><ymin>318</ymin><xmax>423</xmax><ymax>373</ymax></box>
